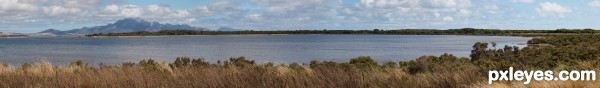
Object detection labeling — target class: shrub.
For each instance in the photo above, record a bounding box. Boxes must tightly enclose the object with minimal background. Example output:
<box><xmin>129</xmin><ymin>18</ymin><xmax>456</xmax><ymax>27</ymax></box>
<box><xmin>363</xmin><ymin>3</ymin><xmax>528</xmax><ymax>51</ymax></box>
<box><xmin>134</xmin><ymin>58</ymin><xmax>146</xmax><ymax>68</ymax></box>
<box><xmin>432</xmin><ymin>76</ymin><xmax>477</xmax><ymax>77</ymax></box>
<box><xmin>225</xmin><ymin>56</ymin><xmax>255</xmax><ymax>67</ymax></box>
<box><xmin>191</xmin><ymin>58</ymin><xmax>209</xmax><ymax>67</ymax></box>
<box><xmin>69</xmin><ymin>60</ymin><xmax>85</xmax><ymax>67</ymax></box>
<box><xmin>382</xmin><ymin>61</ymin><xmax>398</xmax><ymax>68</ymax></box>
<box><xmin>171</xmin><ymin>57</ymin><xmax>190</xmax><ymax>68</ymax></box>
<box><xmin>122</xmin><ymin>62</ymin><xmax>135</xmax><ymax>67</ymax></box>
<box><xmin>19</xmin><ymin>63</ymin><xmax>32</xmax><ymax>70</ymax></box>
<box><xmin>349</xmin><ymin>56</ymin><xmax>378</xmax><ymax>69</ymax></box>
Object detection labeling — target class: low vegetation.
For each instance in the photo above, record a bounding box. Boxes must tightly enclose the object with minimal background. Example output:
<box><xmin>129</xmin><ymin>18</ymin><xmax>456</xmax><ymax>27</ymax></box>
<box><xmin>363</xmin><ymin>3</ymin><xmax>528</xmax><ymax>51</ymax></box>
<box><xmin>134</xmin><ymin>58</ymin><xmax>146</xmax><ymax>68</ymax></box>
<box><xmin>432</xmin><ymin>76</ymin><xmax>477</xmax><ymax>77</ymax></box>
<box><xmin>1</xmin><ymin>35</ymin><xmax>600</xmax><ymax>87</ymax></box>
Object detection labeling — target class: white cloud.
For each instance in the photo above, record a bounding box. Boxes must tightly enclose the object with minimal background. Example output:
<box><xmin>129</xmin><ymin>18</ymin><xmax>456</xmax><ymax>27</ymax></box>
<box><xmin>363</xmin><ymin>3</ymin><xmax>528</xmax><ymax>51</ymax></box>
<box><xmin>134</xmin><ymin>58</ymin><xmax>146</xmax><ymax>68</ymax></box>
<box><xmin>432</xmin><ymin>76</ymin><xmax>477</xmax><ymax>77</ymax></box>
<box><xmin>42</xmin><ymin>6</ymin><xmax>84</xmax><ymax>16</ymax></box>
<box><xmin>249</xmin><ymin>0</ymin><xmax>329</xmax><ymax>18</ymax></box>
<box><xmin>192</xmin><ymin>6</ymin><xmax>212</xmax><ymax>16</ymax></box>
<box><xmin>168</xmin><ymin>10</ymin><xmax>191</xmax><ymax>18</ymax></box>
<box><xmin>229</xmin><ymin>0</ymin><xmax>480</xmax><ymax>30</ymax></box>
<box><xmin>360</xmin><ymin>0</ymin><xmax>404</xmax><ymax>8</ymax></box>
<box><xmin>423</xmin><ymin>0</ymin><xmax>471</xmax><ymax>8</ymax></box>
<box><xmin>147</xmin><ymin>5</ymin><xmax>171</xmax><ymax>15</ymax></box>
<box><xmin>0</xmin><ymin>0</ymin><xmax>38</xmax><ymax>15</ymax></box>
<box><xmin>512</xmin><ymin>0</ymin><xmax>534</xmax><ymax>3</ymax></box>
<box><xmin>443</xmin><ymin>16</ymin><xmax>454</xmax><ymax>21</ymax></box>
<box><xmin>119</xmin><ymin>5</ymin><xmax>143</xmax><ymax>17</ymax></box>
<box><xmin>38</xmin><ymin>0</ymin><xmax>101</xmax><ymax>17</ymax></box>
<box><xmin>482</xmin><ymin>5</ymin><xmax>500</xmax><ymax>14</ymax></box>
<box><xmin>59</xmin><ymin>0</ymin><xmax>101</xmax><ymax>9</ymax></box>
<box><xmin>536</xmin><ymin>2</ymin><xmax>572</xmax><ymax>17</ymax></box>
<box><xmin>146</xmin><ymin>5</ymin><xmax>193</xmax><ymax>18</ymax></box>
<box><xmin>94</xmin><ymin>4</ymin><xmax>209</xmax><ymax>26</ymax></box>
<box><xmin>359</xmin><ymin>0</ymin><xmax>470</xmax><ymax>8</ymax></box>
<box><xmin>100</xmin><ymin>4</ymin><xmax>196</xmax><ymax>19</ymax></box>
<box><xmin>103</xmin><ymin>4</ymin><xmax>119</xmax><ymax>14</ymax></box>
<box><xmin>589</xmin><ymin>1</ymin><xmax>600</xmax><ymax>7</ymax></box>
<box><xmin>248</xmin><ymin>14</ymin><xmax>264</xmax><ymax>21</ymax></box>
<box><xmin>349</xmin><ymin>0</ymin><xmax>473</xmax><ymax>23</ymax></box>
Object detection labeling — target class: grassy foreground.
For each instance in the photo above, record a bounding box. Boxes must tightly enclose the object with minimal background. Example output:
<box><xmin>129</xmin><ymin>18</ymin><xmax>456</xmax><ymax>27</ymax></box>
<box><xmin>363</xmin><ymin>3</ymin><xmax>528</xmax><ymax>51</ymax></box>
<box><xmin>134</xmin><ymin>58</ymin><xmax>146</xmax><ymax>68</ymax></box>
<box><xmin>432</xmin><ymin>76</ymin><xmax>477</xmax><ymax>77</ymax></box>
<box><xmin>0</xmin><ymin>56</ymin><xmax>483</xmax><ymax>87</ymax></box>
<box><xmin>1</xmin><ymin>35</ymin><xmax>600</xmax><ymax>87</ymax></box>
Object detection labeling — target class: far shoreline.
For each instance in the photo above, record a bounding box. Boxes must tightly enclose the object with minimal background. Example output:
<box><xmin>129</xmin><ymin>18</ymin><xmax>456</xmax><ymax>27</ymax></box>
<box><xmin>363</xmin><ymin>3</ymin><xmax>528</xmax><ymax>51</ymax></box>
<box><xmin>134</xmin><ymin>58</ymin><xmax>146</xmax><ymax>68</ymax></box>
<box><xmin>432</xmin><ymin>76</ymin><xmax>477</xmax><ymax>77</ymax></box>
<box><xmin>83</xmin><ymin>28</ymin><xmax>599</xmax><ymax>37</ymax></box>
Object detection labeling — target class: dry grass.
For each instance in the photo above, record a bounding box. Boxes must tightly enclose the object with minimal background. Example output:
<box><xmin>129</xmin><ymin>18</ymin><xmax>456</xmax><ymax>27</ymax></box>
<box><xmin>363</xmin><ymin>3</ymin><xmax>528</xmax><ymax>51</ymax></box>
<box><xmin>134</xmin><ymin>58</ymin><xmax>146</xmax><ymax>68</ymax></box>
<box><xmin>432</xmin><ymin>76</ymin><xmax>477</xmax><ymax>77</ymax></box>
<box><xmin>0</xmin><ymin>57</ymin><xmax>484</xmax><ymax>88</ymax></box>
<box><xmin>0</xmin><ymin>57</ymin><xmax>596</xmax><ymax>88</ymax></box>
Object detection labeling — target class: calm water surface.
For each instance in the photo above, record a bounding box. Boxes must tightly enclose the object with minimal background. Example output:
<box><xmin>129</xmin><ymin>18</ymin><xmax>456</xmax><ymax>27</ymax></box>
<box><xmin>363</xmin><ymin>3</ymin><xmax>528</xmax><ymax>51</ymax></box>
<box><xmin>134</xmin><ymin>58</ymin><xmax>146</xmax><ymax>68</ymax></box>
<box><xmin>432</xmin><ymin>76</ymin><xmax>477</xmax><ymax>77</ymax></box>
<box><xmin>0</xmin><ymin>35</ymin><xmax>530</xmax><ymax>65</ymax></box>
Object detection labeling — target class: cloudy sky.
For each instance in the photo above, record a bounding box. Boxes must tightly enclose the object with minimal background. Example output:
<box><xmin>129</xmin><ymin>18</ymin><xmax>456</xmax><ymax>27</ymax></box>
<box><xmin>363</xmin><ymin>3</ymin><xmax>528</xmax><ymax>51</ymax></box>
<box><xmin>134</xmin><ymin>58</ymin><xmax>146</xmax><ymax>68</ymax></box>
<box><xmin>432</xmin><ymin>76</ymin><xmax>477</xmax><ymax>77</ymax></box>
<box><xmin>1</xmin><ymin>0</ymin><xmax>600</xmax><ymax>33</ymax></box>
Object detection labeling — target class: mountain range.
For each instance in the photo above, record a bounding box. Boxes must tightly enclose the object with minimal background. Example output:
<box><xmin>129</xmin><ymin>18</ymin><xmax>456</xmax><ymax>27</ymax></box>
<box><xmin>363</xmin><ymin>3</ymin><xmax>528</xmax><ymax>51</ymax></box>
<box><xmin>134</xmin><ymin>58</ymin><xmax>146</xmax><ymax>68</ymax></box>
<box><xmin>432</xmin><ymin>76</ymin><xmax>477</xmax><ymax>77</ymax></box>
<box><xmin>36</xmin><ymin>18</ymin><xmax>220</xmax><ymax>36</ymax></box>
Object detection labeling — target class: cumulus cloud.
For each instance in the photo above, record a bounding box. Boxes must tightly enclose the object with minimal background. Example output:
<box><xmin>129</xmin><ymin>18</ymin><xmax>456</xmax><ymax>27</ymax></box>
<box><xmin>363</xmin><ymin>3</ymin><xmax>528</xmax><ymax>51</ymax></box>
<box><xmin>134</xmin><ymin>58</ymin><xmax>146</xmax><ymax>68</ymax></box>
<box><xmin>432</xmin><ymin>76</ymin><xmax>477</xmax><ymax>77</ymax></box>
<box><xmin>536</xmin><ymin>2</ymin><xmax>572</xmax><ymax>17</ymax></box>
<box><xmin>99</xmin><ymin>5</ymin><xmax>143</xmax><ymax>17</ymax></box>
<box><xmin>242</xmin><ymin>0</ymin><xmax>545</xmax><ymax>30</ymax></box>
<box><xmin>245</xmin><ymin>0</ymin><xmax>337</xmax><ymax>24</ymax></box>
<box><xmin>359</xmin><ymin>0</ymin><xmax>470</xmax><ymax>9</ymax></box>
<box><xmin>120</xmin><ymin>5</ymin><xmax>143</xmax><ymax>17</ymax></box>
<box><xmin>247</xmin><ymin>14</ymin><xmax>264</xmax><ymax>21</ymax></box>
<box><xmin>91</xmin><ymin>0</ymin><xmax>248</xmax><ymax>27</ymax></box>
<box><xmin>99</xmin><ymin>4</ymin><xmax>196</xmax><ymax>19</ymax></box>
<box><xmin>58</xmin><ymin>0</ymin><xmax>101</xmax><ymax>9</ymax></box>
<box><xmin>218</xmin><ymin>0</ymin><xmax>484</xmax><ymax>30</ymax></box>
<box><xmin>168</xmin><ymin>10</ymin><xmax>191</xmax><ymax>18</ymax></box>
<box><xmin>144</xmin><ymin>5</ymin><xmax>192</xmax><ymax>18</ymax></box>
<box><xmin>442</xmin><ymin>16</ymin><xmax>454</xmax><ymax>21</ymax></box>
<box><xmin>147</xmin><ymin>5</ymin><xmax>171</xmax><ymax>15</ymax></box>
<box><xmin>589</xmin><ymin>1</ymin><xmax>600</xmax><ymax>7</ymax></box>
<box><xmin>0</xmin><ymin>0</ymin><xmax>42</xmax><ymax>29</ymax></box>
<box><xmin>0</xmin><ymin>0</ymin><xmax>38</xmax><ymax>15</ymax></box>
<box><xmin>102</xmin><ymin>4</ymin><xmax>119</xmax><ymax>14</ymax></box>
<box><xmin>511</xmin><ymin>0</ymin><xmax>534</xmax><ymax>3</ymax></box>
<box><xmin>191</xmin><ymin>6</ymin><xmax>212</xmax><ymax>16</ymax></box>
<box><xmin>349</xmin><ymin>0</ymin><xmax>472</xmax><ymax>23</ymax></box>
<box><xmin>422</xmin><ymin>0</ymin><xmax>471</xmax><ymax>8</ymax></box>
<box><xmin>34</xmin><ymin>0</ymin><xmax>103</xmax><ymax>18</ymax></box>
<box><xmin>42</xmin><ymin>6</ymin><xmax>84</xmax><ymax>17</ymax></box>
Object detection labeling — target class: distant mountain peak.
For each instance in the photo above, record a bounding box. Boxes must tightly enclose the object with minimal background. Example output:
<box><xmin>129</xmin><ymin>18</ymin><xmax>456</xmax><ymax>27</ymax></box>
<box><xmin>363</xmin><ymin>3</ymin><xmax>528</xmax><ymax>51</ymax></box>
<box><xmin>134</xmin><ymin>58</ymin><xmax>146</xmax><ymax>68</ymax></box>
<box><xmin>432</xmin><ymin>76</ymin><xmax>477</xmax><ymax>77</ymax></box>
<box><xmin>112</xmin><ymin>18</ymin><xmax>152</xmax><ymax>27</ymax></box>
<box><xmin>40</xmin><ymin>29</ymin><xmax>60</xmax><ymax>33</ymax></box>
<box><xmin>118</xmin><ymin>18</ymin><xmax>146</xmax><ymax>23</ymax></box>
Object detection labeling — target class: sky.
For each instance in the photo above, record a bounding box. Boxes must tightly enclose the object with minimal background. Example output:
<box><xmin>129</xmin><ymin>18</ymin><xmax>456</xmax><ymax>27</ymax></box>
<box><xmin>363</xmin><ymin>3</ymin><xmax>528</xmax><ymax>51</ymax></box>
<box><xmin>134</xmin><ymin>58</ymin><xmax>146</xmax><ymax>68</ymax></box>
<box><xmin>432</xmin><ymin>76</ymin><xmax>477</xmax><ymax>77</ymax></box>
<box><xmin>1</xmin><ymin>0</ymin><xmax>600</xmax><ymax>33</ymax></box>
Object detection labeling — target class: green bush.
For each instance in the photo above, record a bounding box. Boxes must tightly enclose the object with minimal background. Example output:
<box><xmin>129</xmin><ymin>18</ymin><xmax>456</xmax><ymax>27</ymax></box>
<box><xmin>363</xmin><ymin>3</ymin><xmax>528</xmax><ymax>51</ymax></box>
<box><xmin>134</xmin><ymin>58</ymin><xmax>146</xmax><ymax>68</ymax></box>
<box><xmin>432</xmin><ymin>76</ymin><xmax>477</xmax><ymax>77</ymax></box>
<box><xmin>349</xmin><ymin>56</ymin><xmax>378</xmax><ymax>69</ymax></box>
<box><xmin>225</xmin><ymin>57</ymin><xmax>255</xmax><ymax>67</ymax></box>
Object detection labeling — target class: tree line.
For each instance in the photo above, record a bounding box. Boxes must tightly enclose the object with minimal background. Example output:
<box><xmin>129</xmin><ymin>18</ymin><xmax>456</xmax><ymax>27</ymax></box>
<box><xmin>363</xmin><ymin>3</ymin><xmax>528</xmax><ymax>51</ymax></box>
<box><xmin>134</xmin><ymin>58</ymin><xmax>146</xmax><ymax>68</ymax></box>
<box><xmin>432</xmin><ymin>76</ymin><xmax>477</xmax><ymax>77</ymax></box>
<box><xmin>86</xmin><ymin>28</ymin><xmax>598</xmax><ymax>37</ymax></box>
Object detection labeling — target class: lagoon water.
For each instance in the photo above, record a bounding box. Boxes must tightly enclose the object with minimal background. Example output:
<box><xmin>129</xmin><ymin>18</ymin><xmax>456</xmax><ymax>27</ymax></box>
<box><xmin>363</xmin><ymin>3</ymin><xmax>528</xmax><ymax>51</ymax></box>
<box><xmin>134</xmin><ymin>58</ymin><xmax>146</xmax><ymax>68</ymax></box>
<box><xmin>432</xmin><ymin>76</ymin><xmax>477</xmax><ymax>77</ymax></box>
<box><xmin>0</xmin><ymin>35</ymin><xmax>530</xmax><ymax>65</ymax></box>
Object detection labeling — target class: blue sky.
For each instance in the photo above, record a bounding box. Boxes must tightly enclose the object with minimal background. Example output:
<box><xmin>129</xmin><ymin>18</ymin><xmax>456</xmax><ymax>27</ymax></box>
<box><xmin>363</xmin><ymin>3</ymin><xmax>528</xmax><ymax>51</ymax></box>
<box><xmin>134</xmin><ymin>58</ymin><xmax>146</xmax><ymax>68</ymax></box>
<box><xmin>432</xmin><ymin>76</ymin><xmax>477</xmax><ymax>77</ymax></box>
<box><xmin>1</xmin><ymin>0</ymin><xmax>600</xmax><ymax>33</ymax></box>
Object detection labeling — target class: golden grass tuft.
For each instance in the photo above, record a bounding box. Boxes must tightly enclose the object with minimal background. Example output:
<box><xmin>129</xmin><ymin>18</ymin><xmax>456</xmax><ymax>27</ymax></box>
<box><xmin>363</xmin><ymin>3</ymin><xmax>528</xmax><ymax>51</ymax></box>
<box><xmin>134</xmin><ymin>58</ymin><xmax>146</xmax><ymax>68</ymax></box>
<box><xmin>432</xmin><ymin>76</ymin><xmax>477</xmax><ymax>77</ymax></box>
<box><xmin>0</xmin><ymin>64</ymin><xmax>13</xmax><ymax>75</ymax></box>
